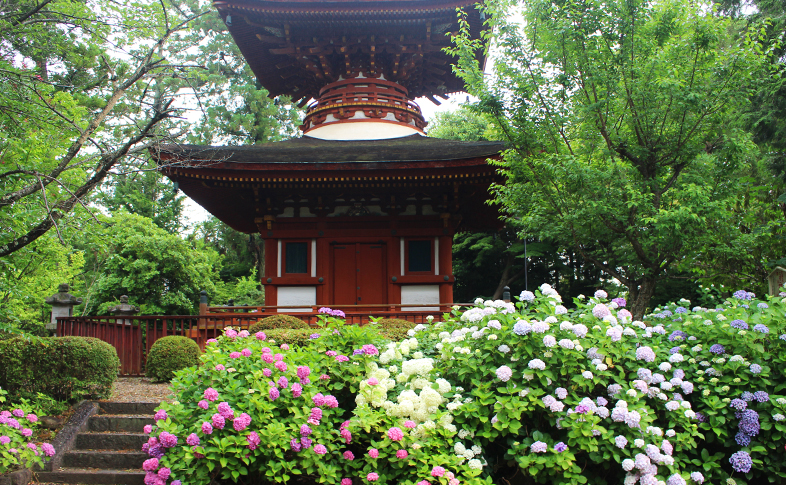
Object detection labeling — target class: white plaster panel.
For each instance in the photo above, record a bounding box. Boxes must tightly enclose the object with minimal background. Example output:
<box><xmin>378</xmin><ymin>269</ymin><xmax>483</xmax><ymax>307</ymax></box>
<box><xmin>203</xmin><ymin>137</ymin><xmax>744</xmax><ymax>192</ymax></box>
<box><xmin>277</xmin><ymin>286</ymin><xmax>316</xmax><ymax>313</ymax></box>
<box><xmin>306</xmin><ymin>122</ymin><xmax>421</xmax><ymax>140</ymax></box>
<box><xmin>401</xmin><ymin>285</ymin><xmax>440</xmax><ymax>311</ymax></box>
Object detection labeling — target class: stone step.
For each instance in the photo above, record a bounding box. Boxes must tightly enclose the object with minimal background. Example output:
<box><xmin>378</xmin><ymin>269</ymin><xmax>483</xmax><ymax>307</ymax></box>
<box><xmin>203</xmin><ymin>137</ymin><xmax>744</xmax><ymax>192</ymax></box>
<box><xmin>98</xmin><ymin>402</ymin><xmax>159</xmax><ymax>416</ymax></box>
<box><xmin>76</xmin><ymin>432</ymin><xmax>147</xmax><ymax>451</ymax></box>
<box><xmin>88</xmin><ymin>415</ymin><xmax>153</xmax><ymax>433</ymax></box>
<box><xmin>62</xmin><ymin>449</ymin><xmax>148</xmax><ymax>469</ymax></box>
<box><xmin>35</xmin><ymin>468</ymin><xmax>145</xmax><ymax>485</ymax></box>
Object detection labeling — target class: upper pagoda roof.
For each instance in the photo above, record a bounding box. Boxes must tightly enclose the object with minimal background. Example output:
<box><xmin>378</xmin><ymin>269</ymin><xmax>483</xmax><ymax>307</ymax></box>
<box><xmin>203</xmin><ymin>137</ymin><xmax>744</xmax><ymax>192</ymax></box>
<box><xmin>156</xmin><ymin>134</ymin><xmax>503</xmax><ymax>165</ymax></box>
<box><xmin>214</xmin><ymin>0</ymin><xmax>488</xmax><ymax>104</ymax></box>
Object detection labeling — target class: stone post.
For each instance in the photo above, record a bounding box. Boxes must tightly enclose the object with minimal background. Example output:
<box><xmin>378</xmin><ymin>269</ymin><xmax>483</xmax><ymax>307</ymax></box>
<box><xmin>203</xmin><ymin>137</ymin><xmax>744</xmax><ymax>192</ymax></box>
<box><xmin>769</xmin><ymin>267</ymin><xmax>786</xmax><ymax>296</ymax></box>
<box><xmin>503</xmin><ymin>286</ymin><xmax>511</xmax><ymax>303</ymax></box>
<box><xmin>44</xmin><ymin>283</ymin><xmax>83</xmax><ymax>331</ymax></box>
<box><xmin>108</xmin><ymin>295</ymin><xmax>140</xmax><ymax>325</ymax></box>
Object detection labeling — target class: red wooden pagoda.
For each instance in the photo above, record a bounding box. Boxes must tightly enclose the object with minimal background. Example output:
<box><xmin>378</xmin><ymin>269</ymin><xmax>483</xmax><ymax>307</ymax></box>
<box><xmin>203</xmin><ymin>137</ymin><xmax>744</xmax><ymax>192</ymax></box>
<box><xmin>156</xmin><ymin>0</ymin><xmax>504</xmax><ymax>313</ymax></box>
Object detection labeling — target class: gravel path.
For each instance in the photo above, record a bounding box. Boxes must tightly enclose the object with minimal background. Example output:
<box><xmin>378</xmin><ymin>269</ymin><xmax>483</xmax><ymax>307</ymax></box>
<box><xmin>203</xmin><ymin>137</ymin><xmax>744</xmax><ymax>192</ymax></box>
<box><xmin>104</xmin><ymin>377</ymin><xmax>173</xmax><ymax>403</ymax></box>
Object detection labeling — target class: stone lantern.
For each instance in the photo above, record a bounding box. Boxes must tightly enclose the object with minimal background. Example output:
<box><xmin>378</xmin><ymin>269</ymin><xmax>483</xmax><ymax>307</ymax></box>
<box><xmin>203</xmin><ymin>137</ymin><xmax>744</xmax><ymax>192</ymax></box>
<box><xmin>769</xmin><ymin>267</ymin><xmax>786</xmax><ymax>296</ymax></box>
<box><xmin>108</xmin><ymin>295</ymin><xmax>140</xmax><ymax>325</ymax></box>
<box><xmin>44</xmin><ymin>283</ymin><xmax>82</xmax><ymax>331</ymax></box>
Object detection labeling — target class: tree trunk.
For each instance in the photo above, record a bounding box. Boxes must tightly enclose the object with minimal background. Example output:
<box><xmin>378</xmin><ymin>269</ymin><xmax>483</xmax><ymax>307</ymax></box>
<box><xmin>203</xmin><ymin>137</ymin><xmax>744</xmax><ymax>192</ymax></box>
<box><xmin>629</xmin><ymin>277</ymin><xmax>657</xmax><ymax>320</ymax></box>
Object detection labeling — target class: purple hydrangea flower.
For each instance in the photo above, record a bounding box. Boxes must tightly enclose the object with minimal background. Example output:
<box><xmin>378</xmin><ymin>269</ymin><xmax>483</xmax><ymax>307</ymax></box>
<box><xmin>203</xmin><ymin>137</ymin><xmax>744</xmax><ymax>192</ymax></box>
<box><xmin>753</xmin><ymin>324</ymin><xmax>769</xmax><ymax>334</ymax></box>
<box><xmin>738</xmin><ymin>409</ymin><xmax>760</xmax><ymax>436</ymax></box>
<box><xmin>612</xmin><ymin>297</ymin><xmax>626</xmax><ymax>307</ymax></box>
<box><xmin>730</xmin><ymin>399</ymin><xmax>747</xmax><ymax>410</ymax></box>
<box><xmin>750</xmin><ymin>364</ymin><xmax>763</xmax><ymax>374</ymax></box>
<box><xmin>553</xmin><ymin>442</ymin><xmax>567</xmax><ymax>453</ymax></box>
<box><xmin>730</xmin><ymin>319</ymin><xmax>749</xmax><ymax>330</ymax></box>
<box><xmin>753</xmin><ymin>391</ymin><xmax>769</xmax><ymax>403</ymax></box>
<box><xmin>709</xmin><ymin>344</ymin><xmax>725</xmax><ymax>354</ymax></box>
<box><xmin>729</xmin><ymin>450</ymin><xmax>752</xmax><ymax>473</ymax></box>
<box><xmin>741</xmin><ymin>391</ymin><xmax>754</xmax><ymax>402</ymax></box>
<box><xmin>675</xmin><ymin>307</ymin><xmax>688</xmax><ymax>314</ymax></box>
<box><xmin>735</xmin><ymin>431</ymin><xmax>751</xmax><ymax>446</ymax></box>
<box><xmin>668</xmin><ymin>330</ymin><xmax>688</xmax><ymax>341</ymax></box>
<box><xmin>732</xmin><ymin>290</ymin><xmax>753</xmax><ymax>300</ymax></box>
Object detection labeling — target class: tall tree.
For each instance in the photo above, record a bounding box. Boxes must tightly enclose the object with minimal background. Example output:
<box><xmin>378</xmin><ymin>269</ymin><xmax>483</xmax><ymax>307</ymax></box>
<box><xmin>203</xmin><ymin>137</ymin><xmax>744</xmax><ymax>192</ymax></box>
<box><xmin>451</xmin><ymin>0</ymin><xmax>768</xmax><ymax>317</ymax></box>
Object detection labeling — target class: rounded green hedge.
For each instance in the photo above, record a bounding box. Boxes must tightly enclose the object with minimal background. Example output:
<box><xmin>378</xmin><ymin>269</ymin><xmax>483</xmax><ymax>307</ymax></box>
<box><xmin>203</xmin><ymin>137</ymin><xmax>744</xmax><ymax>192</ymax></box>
<box><xmin>145</xmin><ymin>336</ymin><xmax>200</xmax><ymax>382</ymax></box>
<box><xmin>0</xmin><ymin>336</ymin><xmax>119</xmax><ymax>402</ymax></box>
<box><xmin>248</xmin><ymin>314</ymin><xmax>309</xmax><ymax>332</ymax></box>
<box><xmin>264</xmin><ymin>329</ymin><xmax>313</xmax><ymax>347</ymax></box>
<box><xmin>375</xmin><ymin>318</ymin><xmax>417</xmax><ymax>341</ymax></box>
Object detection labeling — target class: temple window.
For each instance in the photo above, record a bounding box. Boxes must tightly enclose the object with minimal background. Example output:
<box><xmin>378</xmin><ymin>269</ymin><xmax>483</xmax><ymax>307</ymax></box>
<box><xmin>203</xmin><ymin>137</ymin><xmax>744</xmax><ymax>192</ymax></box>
<box><xmin>407</xmin><ymin>240</ymin><xmax>432</xmax><ymax>273</ymax></box>
<box><xmin>285</xmin><ymin>242</ymin><xmax>309</xmax><ymax>274</ymax></box>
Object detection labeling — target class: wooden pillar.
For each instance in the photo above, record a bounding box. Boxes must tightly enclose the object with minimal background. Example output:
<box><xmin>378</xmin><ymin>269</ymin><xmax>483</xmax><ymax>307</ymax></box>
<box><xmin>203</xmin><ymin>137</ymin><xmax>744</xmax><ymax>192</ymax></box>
<box><xmin>263</xmin><ymin>238</ymin><xmax>278</xmax><ymax>307</ymax></box>
<box><xmin>439</xmin><ymin>235</ymin><xmax>453</xmax><ymax>305</ymax></box>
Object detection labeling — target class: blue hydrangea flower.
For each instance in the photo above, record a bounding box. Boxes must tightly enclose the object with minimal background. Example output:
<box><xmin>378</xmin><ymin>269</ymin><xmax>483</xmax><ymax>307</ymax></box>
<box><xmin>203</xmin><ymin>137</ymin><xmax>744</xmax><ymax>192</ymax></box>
<box><xmin>709</xmin><ymin>344</ymin><xmax>725</xmax><ymax>354</ymax></box>
<box><xmin>730</xmin><ymin>399</ymin><xmax>747</xmax><ymax>410</ymax></box>
<box><xmin>741</xmin><ymin>391</ymin><xmax>754</xmax><ymax>402</ymax></box>
<box><xmin>757</xmin><ymin>302</ymin><xmax>768</xmax><ymax>309</ymax></box>
<box><xmin>738</xmin><ymin>409</ymin><xmax>760</xmax><ymax>436</ymax></box>
<box><xmin>730</xmin><ymin>319</ymin><xmax>748</xmax><ymax>330</ymax></box>
<box><xmin>662</xmin><ymin>310</ymin><xmax>674</xmax><ymax>317</ymax></box>
<box><xmin>753</xmin><ymin>324</ymin><xmax>769</xmax><ymax>334</ymax></box>
<box><xmin>741</xmin><ymin>304</ymin><xmax>750</xmax><ymax>309</ymax></box>
<box><xmin>732</xmin><ymin>290</ymin><xmax>753</xmax><ymax>301</ymax></box>
<box><xmin>734</xmin><ymin>431</ymin><xmax>751</xmax><ymax>446</ymax></box>
<box><xmin>675</xmin><ymin>306</ymin><xmax>688</xmax><ymax>314</ymax></box>
<box><xmin>729</xmin><ymin>450</ymin><xmax>752</xmax><ymax>473</ymax></box>
<box><xmin>669</xmin><ymin>346</ymin><xmax>681</xmax><ymax>354</ymax></box>
<box><xmin>753</xmin><ymin>391</ymin><xmax>769</xmax><ymax>403</ymax></box>
<box><xmin>750</xmin><ymin>364</ymin><xmax>763</xmax><ymax>374</ymax></box>
<box><xmin>668</xmin><ymin>330</ymin><xmax>687</xmax><ymax>341</ymax></box>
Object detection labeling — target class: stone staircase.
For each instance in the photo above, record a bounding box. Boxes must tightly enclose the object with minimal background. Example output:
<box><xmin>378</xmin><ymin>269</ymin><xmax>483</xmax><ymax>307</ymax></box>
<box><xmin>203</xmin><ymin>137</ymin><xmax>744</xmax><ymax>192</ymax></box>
<box><xmin>36</xmin><ymin>402</ymin><xmax>156</xmax><ymax>485</ymax></box>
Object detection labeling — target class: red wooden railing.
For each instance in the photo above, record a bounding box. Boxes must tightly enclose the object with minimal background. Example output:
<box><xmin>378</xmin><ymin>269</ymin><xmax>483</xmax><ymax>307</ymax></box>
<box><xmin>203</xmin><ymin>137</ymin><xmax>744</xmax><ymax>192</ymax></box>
<box><xmin>56</xmin><ymin>305</ymin><xmax>469</xmax><ymax>376</ymax></box>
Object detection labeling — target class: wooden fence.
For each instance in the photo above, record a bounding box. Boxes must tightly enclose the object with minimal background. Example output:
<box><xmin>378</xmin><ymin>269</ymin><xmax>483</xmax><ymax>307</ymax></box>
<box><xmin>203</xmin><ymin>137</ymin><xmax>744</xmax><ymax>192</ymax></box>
<box><xmin>56</xmin><ymin>305</ymin><xmax>467</xmax><ymax>376</ymax></box>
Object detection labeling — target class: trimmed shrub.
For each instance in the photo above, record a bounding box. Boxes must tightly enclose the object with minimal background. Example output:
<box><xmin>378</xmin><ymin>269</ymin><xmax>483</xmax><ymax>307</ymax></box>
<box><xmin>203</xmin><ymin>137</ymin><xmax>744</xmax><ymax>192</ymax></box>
<box><xmin>146</xmin><ymin>336</ymin><xmax>200</xmax><ymax>382</ymax></box>
<box><xmin>263</xmin><ymin>329</ymin><xmax>313</xmax><ymax>347</ymax></box>
<box><xmin>248</xmin><ymin>314</ymin><xmax>309</xmax><ymax>332</ymax></box>
<box><xmin>0</xmin><ymin>336</ymin><xmax>119</xmax><ymax>402</ymax></box>
<box><xmin>374</xmin><ymin>317</ymin><xmax>417</xmax><ymax>340</ymax></box>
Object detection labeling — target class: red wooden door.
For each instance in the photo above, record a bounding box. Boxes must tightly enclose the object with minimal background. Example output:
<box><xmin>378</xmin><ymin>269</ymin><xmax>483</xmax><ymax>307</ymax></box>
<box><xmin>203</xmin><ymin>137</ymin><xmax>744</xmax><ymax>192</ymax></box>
<box><xmin>331</xmin><ymin>243</ymin><xmax>386</xmax><ymax>308</ymax></box>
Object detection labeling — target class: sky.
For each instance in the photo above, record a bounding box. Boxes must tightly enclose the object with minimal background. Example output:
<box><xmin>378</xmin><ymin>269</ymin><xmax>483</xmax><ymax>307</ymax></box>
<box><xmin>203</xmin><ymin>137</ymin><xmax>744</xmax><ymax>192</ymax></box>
<box><xmin>181</xmin><ymin>92</ymin><xmax>470</xmax><ymax>227</ymax></box>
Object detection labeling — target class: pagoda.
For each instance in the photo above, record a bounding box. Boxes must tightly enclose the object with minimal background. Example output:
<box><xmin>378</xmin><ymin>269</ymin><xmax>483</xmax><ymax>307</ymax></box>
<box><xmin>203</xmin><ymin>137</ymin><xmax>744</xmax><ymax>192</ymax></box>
<box><xmin>156</xmin><ymin>0</ymin><xmax>504</xmax><ymax>313</ymax></box>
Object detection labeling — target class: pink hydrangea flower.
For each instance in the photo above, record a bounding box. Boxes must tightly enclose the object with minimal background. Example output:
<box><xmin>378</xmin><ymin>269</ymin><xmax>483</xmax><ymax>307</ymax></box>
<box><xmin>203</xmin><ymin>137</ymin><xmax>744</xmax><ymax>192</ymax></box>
<box><xmin>262</xmin><ymin>347</ymin><xmax>272</xmax><ymax>353</ymax></box>
<box><xmin>41</xmin><ymin>443</ymin><xmax>55</xmax><ymax>457</ymax></box>
<box><xmin>324</xmin><ymin>395</ymin><xmax>339</xmax><ymax>408</ymax></box>
<box><xmin>263</xmin><ymin>368</ymin><xmax>272</xmax><ymax>377</ymax></box>
<box><xmin>154</xmin><ymin>410</ymin><xmax>167</xmax><ymax>422</ymax></box>
<box><xmin>234</xmin><ymin>413</ymin><xmax>252</xmax><ymax>432</ymax></box>
<box><xmin>367</xmin><ymin>473</ymin><xmax>379</xmax><ymax>482</ymax></box>
<box><xmin>230</xmin><ymin>352</ymin><xmax>242</xmax><ymax>359</ymax></box>
<box><xmin>362</xmin><ymin>344</ymin><xmax>378</xmax><ymax>355</ymax></box>
<box><xmin>212</xmin><ymin>414</ymin><xmax>225</xmax><ymax>430</ymax></box>
<box><xmin>335</xmin><ymin>355</ymin><xmax>349</xmax><ymax>362</ymax></box>
<box><xmin>186</xmin><ymin>433</ymin><xmax>200</xmax><ymax>446</ymax></box>
<box><xmin>368</xmin><ymin>448</ymin><xmax>379</xmax><ymax>458</ymax></box>
<box><xmin>404</xmin><ymin>420</ymin><xmax>416</xmax><ymax>429</ymax></box>
<box><xmin>255</xmin><ymin>332</ymin><xmax>267</xmax><ymax>340</ymax></box>
<box><xmin>262</xmin><ymin>354</ymin><xmax>275</xmax><ymax>364</ymax></box>
<box><xmin>0</xmin><ymin>436</ymin><xmax>9</xmax><ymax>445</ymax></box>
<box><xmin>204</xmin><ymin>388</ymin><xmax>219</xmax><ymax>401</ymax></box>
<box><xmin>238</xmin><ymin>330</ymin><xmax>250</xmax><ymax>338</ymax></box>
<box><xmin>269</xmin><ymin>387</ymin><xmax>280</xmax><ymax>400</ymax></box>
<box><xmin>343</xmin><ymin>451</ymin><xmax>355</xmax><ymax>460</ymax></box>
<box><xmin>314</xmin><ymin>444</ymin><xmax>327</xmax><ymax>455</ymax></box>
<box><xmin>396</xmin><ymin>449</ymin><xmax>408</xmax><ymax>459</ymax></box>
<box><xmin>225</xmin><ymin>329</ymin><xmax>238</xmax><ymax>339</ymax></box>
<box><xmin>159</xmin><ymin>432</ymin><xmax>177</xmax><ymax>448</ymax></box>
<box><xmin>206</xmin><ymin>339</ymin><xmax>218</xmax><ymax>345</ymax></box>
<box><xmin>297</xmin><ymin>366</ymin><xmax>311</xmax><ymax>379</ymax></box>
<box><xmin>313</xmin><ymin>394</ymin><xmax>326</xmax><ymax>407</ymax></box>
<box><xmin>201</xmin><ymin>421</ymin><xmax>213</xmax><ymax>434</ymax></box>
<box><xmin>431</xmin><ymin>466</ymin><xmax>446</xmax><ymax>477</ymax></box>
<box><xmin>275</xmin><ymin>361</ymin><xmax>287</xmax><ymax>372</ymax></box>
<box><xmin>449</xmin><ymin>479</ymin><xmax>459</xmax><ymax>485</ymax></box>
<box><xmin>320</xmin><ymin>374</ymin><xmax>330</xmax><ymax>381</ymax></box>
<box><xmin>142</xmin><ymin>458</ymin><xmax>159</xmax><ymax>472</ymax></box>
<box><xmin>281</xmin><ymin>344</ymin><xmax>290</xmax><ymax>350</ymax></box>
<box><xmin>198</xmin><ymin>400</ymin><xmax>209</xmax><ymax>410</ymax></box>
<box><xmin>215</xmin><ymin>364</ymin><xmax>225</xmax><ymax>371</ymax></box>
<box><xmin>367</xmin><ymin>377</ymin><xmax>379</xmax><ymax>386</ymax></box>
<box><xmin>417</xmin><ymin>481</ymin><xmax>430</xmax><ymax>485</ymax></box>
<box><xmin>217</xmin><ymin>402</ymin><xmax>234</xmax><ymax>419</ymax></box>
<box><xmin>278</xmin><ymin>376</ymin><xmax>289</xmax><ymax>389</ymax></box>
<box><xmin>12</xmin><ymin>409</ymin><xmax>23</xmax><ymax>418</ymax></box>
<box><xmin>292</xmin><ymin>383</ymin><xmax>303</xmax><ymax>398</ymax></box>
<box><xmin>341</xmin><ymin>479</ymin><xmax>352</xmax><ymax>485</ymax></box>
<box><xmin>157</xmin><ymin>467</ymin><xmax>171</xmax><ymax>479</ymax></box>
<box><xmin>26</xmin><ymin>414</ymin><xmax>37</xmax><ymax>423</ymax></box>
<box><xmin>143</xmin><ymin>425</ymin><xmax>153</xmax><ymax>435</ymax></box>
<box><xmin>326</xmin><ymin>351</ymin><xmax>337</xmax><ymax>357</ymax></box>
<box><xmin>247</xmin><ymin>431</ymin><xmax>261</xmax><ymax>450</ymax></box>
<box><xmin>340</xmin><ymin>428</ymin><xmax>352</xmax><ymax>443</ymax></box>
<box><xmin>241</xmin><ymin>348</ymin><xmax>252</xmax><ymax>357</ymax></box>
<box><xmin>388</xmin><ymin>427</ymin><xmax>404</xmax><ymax>441</ymax></box>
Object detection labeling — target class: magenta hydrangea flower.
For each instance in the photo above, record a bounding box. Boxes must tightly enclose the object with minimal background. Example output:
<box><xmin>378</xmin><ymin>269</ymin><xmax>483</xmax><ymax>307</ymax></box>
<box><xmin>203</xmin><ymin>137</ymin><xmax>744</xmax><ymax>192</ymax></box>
<box><xmin>367</xmin><ymin>473</ymin><xmax>379</xmax><ymax>481</ymax></box>
<box><xmin>202</xmin><ymin>422</ymin><xmax>213</xmax><ymax>435</ymax></box>
<box><xmin>278</xmin><ymin>376</ymin><xmax>289</xmax><ymax>389</ymax></box>
<box><xmin>247</xmin><ymin>431</ymin><xmax>261</xmax><ymax>450</ymax></box>
<box><xmin>241</xmin><ymin>348</ymin><xmax>252</xmax><ymax>357</ymax></box>
<box><xmin>234</xmin><ymin>413</ymin><xmax>252</xmax><ymax>432</ymax></box>
<box><xmin>292</xmin><ymin>383</ymin><xmax>303</xmax><ymax>398</ymax></box>
<box><xmin>198</xmin><ymin>400</ymin><xmax>209</xmax><ymax>410</ymax></box>
<box><xmin>275</xmin><ymin>361</ymin><xmax>288</xmax><ymax>372</ymax></box>
<box><xmin>143</xmin><ymin>425</ymin><xmax>153</xmax><ymax>435</ymax></box>
<box><xmin>225</xmin><ymin>328</ymin><xmax>238</xmax><ymax>338</ymax></box>
<box><xmin>212</xmin><ymin>414</ymin><xmax>225</xmax><ymax>430</ymax></box>
<box><xmin>314</xmin><ymin>444</ymin><xmax>327</xmax><ymax>455</ymax></box>
<box><xmin>26</xmin><ymin>414</ymin><xmax>38</xmax><ymax>423</ymax></box>
<box><xmin>12</xmin><ymin>409</ymin><xmax>23</xmax><ymax>418</ymax></box>
<box><xmin>341</xmin><ymin>479</ymin><xmax>352</xmax><ymax>485</ymax></box>
<box><xmin>431</xmin><ymin>466</ymin><xmax>446</xmax><ymax>477</ymax></box>
<box><xmin>159</xmin><ymin>432</ymin><xmax>177</xmax><ymax>448</ymax></box>
<box><xmin>255</xmin><ymin>332</ymin><xmax>266</xmax><ymax>340</ymax></box>
<box><xmin>326</xmin><ymin>351</ymin><xmax>337</xmax><ymax>357</ymax></box>
<box><xmin>215</xmin><ymin>364</ymin><xmax>225</xmax><ymax>371</ymax></box>
<box><xmin>362</xmin><ymin>344</ymin><xmax>379</xmax><ymax>355</ymax></box>
<box><xmin>263</xmin><ymin>368</ymin><xmax>272</xmax><ymax>377</ymax></box>
<box><xmin>396</xmin><ymin>449</ymin><xmax>409</xmax><ymax>459</ymax></box>
<box><xmin>154</xmin><ymin>410</ymin><xmax>168</xmax><ymax>422</ymax></box>
<box><xmin>343</xmin><ymin>451</ymin><xmax>355</xmax><ymax>460</ymax></box>
<box><xmin>186</xmin><ymin>433</ymin><xmax>200</xmax><ymax>446</ymax></box>
<box><xmin>21</xmin><ymin>428</ymin><xmax>32</xmax><ymax>437</ymax></box>
<box><xmin>269</xmin><ymin>387</ymin><xmax>280</xmax><ymax>400</ymax></box>
<box><xmin>41</xmin><ymin>443</ymin><xmax>55</xmax><ymax>457</ymax></box>
<box><xmin>324</xmin><ymin>395</ymin><xmax>339</xmax><ymax>408</ymax></box>
<box><xmin>157</xmin><ymin>467</ymin><xmax>171</xmax><ymax>480</ymax></box>
<box><xmin>335</xmin><ymin>355</ymin><xmax>349</xmax><ymax>362</ymax></box>
<box><xmin>274</xmin><ymin>353</ymin><xmax>284</xmax><ymax>361</ymax></box>
<box><xmin>204</xmin><ymin>388</ymin><xmax>219</xmax><ymax>401</ymax></box>
<box><xmin>142</xmin><ymin>458</ymin><xmax>159</xmax><ymax>472</ymax></box>
<box><xmin>217</xmin><ymin>402</ymin><xmax>234</xmax><ymax>419</ymax></box>
<box><xmin>367</xmin><ymin>377</ymin><xmax>379</xmax><ymax>386</ymax></box>
<box><xmin>368</xmin><ymin>448</ymin><xmax>379</xmax><ymax>458</ymax></box>
<box><xmin>230</xmin><ymin>351</ymin><xmax>241</xmax><ymax>359</ymax></box>
<box><xmin>404</xmin><ymin>420</ymin><xmax>416</xmax><ymax>429</ymax></box>
<box><xmin>388</xmin><ymin>427</ymin><xmax>404</xmax><ymax>441</ymax></box>
<box><xmin>0</xmin><ymin>436</ymin><xmax>9</xmax><ymax>445</ymax></box>
<box><xmin>238</xmin><ymin>330</ymin><xmax>250</xmax><ymax>338</ymax></box>
<box><xmin>262</xmin><ymin>353</ymin><xmax>275</xmax><ymax>364</ymax></box>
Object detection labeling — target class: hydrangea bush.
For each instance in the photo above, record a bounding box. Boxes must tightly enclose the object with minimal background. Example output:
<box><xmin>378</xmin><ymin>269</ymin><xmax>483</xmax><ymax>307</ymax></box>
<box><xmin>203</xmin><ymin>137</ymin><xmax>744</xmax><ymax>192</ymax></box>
<box><xmin>0</xmin><ymin>387</ymin><xmax>56</xmax><ymax>473</ymax></box>
<box><xmin>143</xmin><ymin>287</ymin><xmax>786</xmax><ymax>485</ymax></box>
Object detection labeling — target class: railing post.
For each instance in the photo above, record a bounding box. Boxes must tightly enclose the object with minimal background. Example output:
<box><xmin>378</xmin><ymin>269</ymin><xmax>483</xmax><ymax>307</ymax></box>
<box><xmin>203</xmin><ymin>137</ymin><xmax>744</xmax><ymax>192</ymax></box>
<box><xmin>199</xmin><ymin>290</ymin><xmax>208</xmax><ymax>315</ymax></box>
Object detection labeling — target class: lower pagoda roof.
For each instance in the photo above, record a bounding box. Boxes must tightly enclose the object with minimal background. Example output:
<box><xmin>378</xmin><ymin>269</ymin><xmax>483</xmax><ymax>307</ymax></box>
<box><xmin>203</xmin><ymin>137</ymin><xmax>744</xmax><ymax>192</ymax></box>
<box><xmin>154</xmin><ymin>134</ymin><xmax>505</xmax><ymax>233</ymax></box>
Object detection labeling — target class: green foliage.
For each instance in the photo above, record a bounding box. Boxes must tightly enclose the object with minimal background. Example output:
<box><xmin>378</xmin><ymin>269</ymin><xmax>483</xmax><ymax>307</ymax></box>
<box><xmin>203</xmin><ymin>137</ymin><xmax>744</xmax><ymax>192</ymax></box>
<box><xmin>263</xmin><ymin>329</ymin><xmax>314</xmax><ymax>348</ymax></box>
<box><xmin>249</xmin><ymin>315</ymin><xmax>309</xmax><ymax>332</ymax></box>
<box><xmin>426</xmin><ymin>105</ymin><xmax>496</xmax><ymax>141</ymax></box>
<box><xmin>371</xmin><ymin>318</ymin><xmax>417</xmax><ymax>341</ymax></box>
<box><xmin>146</xmin><ymin>336</ymin><xmax>201</xmax><ymax>383</ymax></box>
<box><xmin>0</xmin><ymin>336</ymin><xmax>118</xmax><ymax>402</ymax></box>
<box><xmin>0</xmin><ymin>388</ymin><xmax>55</xmax><ymax>474</ymax></box>
<box><xmin>449</xmin><ymin>0</ymin><xmax>772</xmax><ymax>317</ymax></box>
